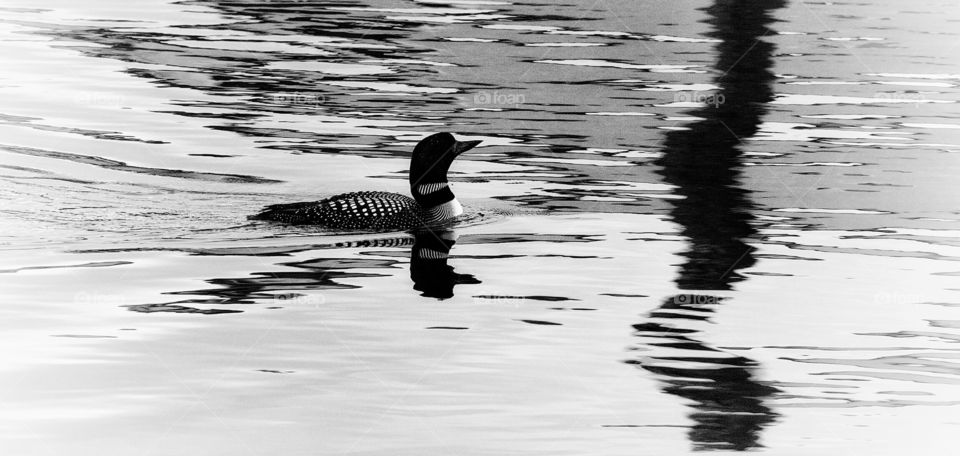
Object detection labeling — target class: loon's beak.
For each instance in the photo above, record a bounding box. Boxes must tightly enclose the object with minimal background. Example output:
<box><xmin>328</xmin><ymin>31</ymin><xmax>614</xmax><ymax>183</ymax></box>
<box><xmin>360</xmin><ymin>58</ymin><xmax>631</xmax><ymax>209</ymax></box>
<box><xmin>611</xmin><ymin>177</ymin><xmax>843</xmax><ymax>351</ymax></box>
<box><xmin>453</xmin><ymin>140</ymin><xmax>481</xmax><ymax>155</ymax></box>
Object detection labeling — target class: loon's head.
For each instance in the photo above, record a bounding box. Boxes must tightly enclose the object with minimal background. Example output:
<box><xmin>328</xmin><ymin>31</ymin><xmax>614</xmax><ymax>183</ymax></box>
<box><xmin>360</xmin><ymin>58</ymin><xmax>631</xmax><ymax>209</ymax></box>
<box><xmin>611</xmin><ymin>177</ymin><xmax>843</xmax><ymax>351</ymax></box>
<box><xmin>409</xmin><ymin>133</ymin><xmax>480</xmax><ymax>212</ymax></box>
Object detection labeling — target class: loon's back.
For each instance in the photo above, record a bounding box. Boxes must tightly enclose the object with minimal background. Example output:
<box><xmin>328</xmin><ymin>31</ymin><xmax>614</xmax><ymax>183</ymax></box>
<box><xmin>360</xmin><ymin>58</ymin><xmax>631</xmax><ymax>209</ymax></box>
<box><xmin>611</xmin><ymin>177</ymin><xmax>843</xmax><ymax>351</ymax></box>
<box><xmin>251</xmin><ymin>191</ymin><xmax>426</xmax><ymax>230</ymax></box>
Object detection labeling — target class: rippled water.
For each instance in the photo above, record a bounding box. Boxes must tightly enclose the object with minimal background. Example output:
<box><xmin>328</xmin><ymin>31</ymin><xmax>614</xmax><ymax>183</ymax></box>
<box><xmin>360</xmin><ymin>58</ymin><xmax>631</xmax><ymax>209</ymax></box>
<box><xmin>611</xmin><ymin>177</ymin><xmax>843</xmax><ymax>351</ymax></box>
<box><xmin>2</xmin><ymin>0</ymin><xmax>960</xmax><ymax>454</ymax></box>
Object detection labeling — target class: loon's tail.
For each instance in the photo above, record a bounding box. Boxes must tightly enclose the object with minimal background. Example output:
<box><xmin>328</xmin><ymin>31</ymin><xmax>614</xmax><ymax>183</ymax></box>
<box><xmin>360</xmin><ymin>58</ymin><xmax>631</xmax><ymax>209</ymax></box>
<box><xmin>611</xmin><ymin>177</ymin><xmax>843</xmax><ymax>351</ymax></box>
<box><xmin>248</xmin><ymin>201</ymin><xmax>316</xmax><ymax>223</ymax></box>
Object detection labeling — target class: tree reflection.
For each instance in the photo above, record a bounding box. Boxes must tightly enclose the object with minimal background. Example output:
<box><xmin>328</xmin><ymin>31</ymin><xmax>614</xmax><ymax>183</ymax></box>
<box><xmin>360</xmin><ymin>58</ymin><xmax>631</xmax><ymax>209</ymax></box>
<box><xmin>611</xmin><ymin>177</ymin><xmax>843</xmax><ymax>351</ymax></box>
<box><xmin>628</xmin><ymin>0</ymin><xmax>785</xmax><ymax>450</ymax></box>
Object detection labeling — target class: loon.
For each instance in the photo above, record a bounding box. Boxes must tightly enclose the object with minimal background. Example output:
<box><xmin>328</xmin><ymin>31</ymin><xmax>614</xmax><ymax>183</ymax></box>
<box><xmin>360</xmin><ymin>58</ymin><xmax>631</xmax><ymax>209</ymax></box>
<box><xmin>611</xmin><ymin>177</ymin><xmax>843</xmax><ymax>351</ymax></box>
<box><xmin>250</xmin><ymin>132</ymin><xmax>480</xmax><ymax>231</ymax></box>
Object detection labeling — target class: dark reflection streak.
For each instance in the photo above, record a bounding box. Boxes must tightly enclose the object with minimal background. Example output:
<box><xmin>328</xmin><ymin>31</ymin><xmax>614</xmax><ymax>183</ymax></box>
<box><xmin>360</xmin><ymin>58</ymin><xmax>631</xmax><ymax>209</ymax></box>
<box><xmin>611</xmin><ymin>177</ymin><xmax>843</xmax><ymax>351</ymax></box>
<box><xmin>54</xmin><ymin>1</ymin><xmax>448</xmax><ymax>124</ymax></box>
<box><xmin>627</xmin><ymin>0</ymin><xmax>784</xmax><ymax>451</ymax></box>
<box><xmin>126</xmin><ymin>229</ymin><xmax>480</xmax><ymax>313</ymax></box>
<box><xmin>126</xmin><ymin>255</ymin><xmax>398</xmax><ymax>314</ymax></box>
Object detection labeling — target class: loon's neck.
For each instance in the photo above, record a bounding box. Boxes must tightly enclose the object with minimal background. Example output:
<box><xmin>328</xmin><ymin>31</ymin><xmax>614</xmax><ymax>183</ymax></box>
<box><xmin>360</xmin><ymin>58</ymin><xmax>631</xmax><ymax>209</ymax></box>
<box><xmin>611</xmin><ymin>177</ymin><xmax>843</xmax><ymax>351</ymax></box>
<box><xmin>427</xmin><ymin>197</ymin><xmax>463</xmax><ymax>222</ymax></box>
<box><xmin>416</xmin><ymin>182</ymin><xmax>448</xmax><ymax>195</ymax></box>
<box><xmin>413</xmin><ymin>181</ymin><xmax>462</xmax><ymax>222</ymax></box>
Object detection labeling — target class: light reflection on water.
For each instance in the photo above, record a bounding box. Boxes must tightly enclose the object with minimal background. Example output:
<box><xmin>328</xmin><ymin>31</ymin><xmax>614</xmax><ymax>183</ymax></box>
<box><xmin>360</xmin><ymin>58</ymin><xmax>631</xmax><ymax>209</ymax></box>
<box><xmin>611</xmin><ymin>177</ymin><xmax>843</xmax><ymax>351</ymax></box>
<box><xmin>1</xmin><ymin>0</ymin><xmax>960</xmax><ymax>454</ymax></box>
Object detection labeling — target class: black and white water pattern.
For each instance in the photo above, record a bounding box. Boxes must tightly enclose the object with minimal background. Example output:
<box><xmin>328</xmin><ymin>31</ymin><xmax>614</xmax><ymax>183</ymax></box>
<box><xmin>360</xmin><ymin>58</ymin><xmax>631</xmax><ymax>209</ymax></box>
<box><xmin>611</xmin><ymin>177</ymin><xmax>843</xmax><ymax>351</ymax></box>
<box><xmin>1</xmin><ymin>0</ymin><xmax>959</xmax><ymax>454</ymax></box>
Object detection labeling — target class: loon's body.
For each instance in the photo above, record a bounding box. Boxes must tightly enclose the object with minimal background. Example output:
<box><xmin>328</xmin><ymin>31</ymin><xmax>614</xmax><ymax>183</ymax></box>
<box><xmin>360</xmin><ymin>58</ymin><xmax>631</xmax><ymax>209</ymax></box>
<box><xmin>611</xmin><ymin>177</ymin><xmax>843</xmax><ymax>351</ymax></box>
<box><xmin>251</xmin><ymin>133</ymin><xmax>480</xmax><ymax>231</ymax></box>
<box><xmin>253</xmin><ymin>190</ymin><xmax>461</xmax><ymax>231</ymax></box>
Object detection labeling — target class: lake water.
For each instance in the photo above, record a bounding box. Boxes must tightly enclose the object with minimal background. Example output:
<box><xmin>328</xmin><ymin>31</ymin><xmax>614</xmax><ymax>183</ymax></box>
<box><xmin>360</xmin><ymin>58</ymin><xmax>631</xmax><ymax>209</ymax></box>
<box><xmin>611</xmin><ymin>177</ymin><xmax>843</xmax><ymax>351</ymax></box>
<box><xmin>2</xmin><ymin>0</ymin><xmax>960</xmax><ymax>454</ymax></box>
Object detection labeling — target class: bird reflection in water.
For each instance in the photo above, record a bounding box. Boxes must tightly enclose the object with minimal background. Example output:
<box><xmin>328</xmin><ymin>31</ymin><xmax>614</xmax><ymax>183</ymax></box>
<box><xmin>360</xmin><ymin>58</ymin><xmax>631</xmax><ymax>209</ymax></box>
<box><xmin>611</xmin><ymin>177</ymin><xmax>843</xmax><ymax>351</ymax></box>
<box><xmin>411</xmin><ymin>228</ymin><xmax>480</xmax><ymax>299</ymax></box>
<box><xmin>127</xmin><ymin>228</ymin><xmax>478</xmax><ymax>314</ymax></box>
<box><xmin>627</xmin><ymin>0</ymin><xmax>785</xmax><ymax>451</ymax></box>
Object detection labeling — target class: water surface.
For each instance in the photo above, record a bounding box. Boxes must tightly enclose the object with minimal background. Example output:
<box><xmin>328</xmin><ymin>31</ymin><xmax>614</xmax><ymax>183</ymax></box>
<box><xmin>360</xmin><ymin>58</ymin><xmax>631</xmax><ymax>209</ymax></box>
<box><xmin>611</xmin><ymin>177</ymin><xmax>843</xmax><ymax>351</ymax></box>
<box><xmin>2</xmin><ymin>0</ymin><xmax>960</xmax><ymax>454</ymax></box>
